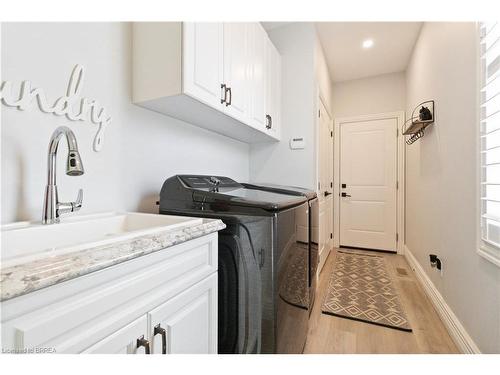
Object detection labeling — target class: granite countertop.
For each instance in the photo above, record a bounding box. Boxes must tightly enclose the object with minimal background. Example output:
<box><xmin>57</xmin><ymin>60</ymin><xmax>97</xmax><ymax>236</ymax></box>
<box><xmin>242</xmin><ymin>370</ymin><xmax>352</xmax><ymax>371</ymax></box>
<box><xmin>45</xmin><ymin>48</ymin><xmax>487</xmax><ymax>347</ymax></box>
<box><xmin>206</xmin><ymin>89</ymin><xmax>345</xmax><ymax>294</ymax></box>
<box><xmin>0</xmin><ymin>218</ymin><xmax>225</xmax><ymax>302</ymax></box>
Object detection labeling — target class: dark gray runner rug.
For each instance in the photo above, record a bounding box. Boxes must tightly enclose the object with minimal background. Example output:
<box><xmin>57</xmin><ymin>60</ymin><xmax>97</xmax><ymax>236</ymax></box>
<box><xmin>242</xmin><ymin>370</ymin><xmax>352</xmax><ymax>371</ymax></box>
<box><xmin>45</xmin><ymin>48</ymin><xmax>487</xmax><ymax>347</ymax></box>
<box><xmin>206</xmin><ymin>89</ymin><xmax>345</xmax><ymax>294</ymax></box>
<box><xmin>321</xmin><ymin>251</ymin><xmax>412</xmax><ymax>332</ymax></box>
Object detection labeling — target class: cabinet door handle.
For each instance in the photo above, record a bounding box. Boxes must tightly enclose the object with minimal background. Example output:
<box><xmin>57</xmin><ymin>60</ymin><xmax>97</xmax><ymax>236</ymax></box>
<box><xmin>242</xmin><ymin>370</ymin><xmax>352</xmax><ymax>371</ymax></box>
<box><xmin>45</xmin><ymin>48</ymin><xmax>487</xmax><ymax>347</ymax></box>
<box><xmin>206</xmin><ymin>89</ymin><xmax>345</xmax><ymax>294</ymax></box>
<box><xmin>154</xmin><ymin>324</ymin><xmax>167</xmax><ymax>354</ymax></box>
<box><xmin>265</xmin><ymin>114</ymin><xmax>271</xmax><ymax>129</ymax></box>
<box><xmin>341</xmin><ymin>192</ymin><xmax>351</xmax><ymax>198</ymax></box>
<box><xmin>225</xmin><ymin>87</ymin><xmax>232</xmax><ymax>106</ymax></box>
<box><xmin>220</xmin><ymin>84</ymin><xmax>227</xmax><ymax>104</ymax></box>
<box><xmin>136</xmin><ymin>335</ymin><xmax>151</xmax><ymax>354</ymax></box>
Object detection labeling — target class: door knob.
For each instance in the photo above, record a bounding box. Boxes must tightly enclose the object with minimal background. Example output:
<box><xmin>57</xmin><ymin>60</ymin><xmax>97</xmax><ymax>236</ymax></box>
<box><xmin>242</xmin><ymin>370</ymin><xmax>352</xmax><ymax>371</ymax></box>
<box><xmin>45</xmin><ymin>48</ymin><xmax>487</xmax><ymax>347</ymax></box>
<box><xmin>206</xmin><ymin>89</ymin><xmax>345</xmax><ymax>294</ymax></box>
<box><xmin>341</xmin><ymin>192</ymin><xmax>351</xmax><ymax>197</ymax></box>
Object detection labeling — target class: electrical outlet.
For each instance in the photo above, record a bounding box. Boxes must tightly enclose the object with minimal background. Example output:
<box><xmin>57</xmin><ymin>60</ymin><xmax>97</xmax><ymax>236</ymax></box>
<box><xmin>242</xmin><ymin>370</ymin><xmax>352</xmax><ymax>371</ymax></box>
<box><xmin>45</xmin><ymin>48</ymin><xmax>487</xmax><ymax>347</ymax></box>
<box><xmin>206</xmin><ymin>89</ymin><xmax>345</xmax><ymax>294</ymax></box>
<box><xmin>429</xmin><ymin>253</ymin><xmax>442</xmax><ymax>276</ymax></box>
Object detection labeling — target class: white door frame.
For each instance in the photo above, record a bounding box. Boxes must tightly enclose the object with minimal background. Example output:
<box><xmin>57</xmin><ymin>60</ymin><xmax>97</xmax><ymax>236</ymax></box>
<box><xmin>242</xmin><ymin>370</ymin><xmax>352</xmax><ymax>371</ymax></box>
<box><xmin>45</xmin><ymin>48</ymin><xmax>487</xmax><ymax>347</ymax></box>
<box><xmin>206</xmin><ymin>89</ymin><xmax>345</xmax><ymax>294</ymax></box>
<box><xmin>315</xmin><ymin>92</ymin><xmax>334</xmax><ymax>273</ymax></box>
<box><xmin>333</xmin><ymin>111</ymin><xmax>405</xmax><ymax>254</ymax></box>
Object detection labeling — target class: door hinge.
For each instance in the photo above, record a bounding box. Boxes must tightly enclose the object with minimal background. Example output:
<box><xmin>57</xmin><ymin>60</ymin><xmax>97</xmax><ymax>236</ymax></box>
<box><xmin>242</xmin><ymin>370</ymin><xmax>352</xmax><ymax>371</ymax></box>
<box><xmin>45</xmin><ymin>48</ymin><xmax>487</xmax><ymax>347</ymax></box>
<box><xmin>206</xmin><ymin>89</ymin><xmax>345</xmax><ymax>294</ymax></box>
<box><xmin>330</xmin><ymin>131</ymin><xmax>333</xmax><ymax>137</ymax></box>
<box><xmin>318</xmin><ymin>181</ymin><xmax>321</xmax><ymax>190</ymax></box>
<box><xmin>318</xmin><ymin>109</ymin><xmax>321</xmax><ymax>118</ymax></box>
<box><xmin>396</xmin><ymin>181</ymin><xmax>399</xmax><ymax>190</ymax></box>
<box><xmin>330</xmin><ymin>182</ymin><xmax>333</xmax><ymax>188</ymax></box>
<box><xmin>330</xmin><ymin>233</ymin><xmax>333</xmax><ymax>239</ymax></box>
<box><xmin>396</xmin><ymin>233</ymin><xmax>399</xmax><ymax>242</ymax></box>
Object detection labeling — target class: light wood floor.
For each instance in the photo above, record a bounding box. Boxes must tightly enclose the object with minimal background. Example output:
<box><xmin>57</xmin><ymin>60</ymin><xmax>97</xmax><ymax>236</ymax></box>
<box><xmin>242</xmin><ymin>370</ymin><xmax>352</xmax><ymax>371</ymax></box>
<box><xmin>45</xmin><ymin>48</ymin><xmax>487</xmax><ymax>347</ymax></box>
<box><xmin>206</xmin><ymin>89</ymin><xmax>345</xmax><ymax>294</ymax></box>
<box><xmin>304</xmin><ymin>248</ymin><xmax>459</xmax><ymax>354</ymax></box>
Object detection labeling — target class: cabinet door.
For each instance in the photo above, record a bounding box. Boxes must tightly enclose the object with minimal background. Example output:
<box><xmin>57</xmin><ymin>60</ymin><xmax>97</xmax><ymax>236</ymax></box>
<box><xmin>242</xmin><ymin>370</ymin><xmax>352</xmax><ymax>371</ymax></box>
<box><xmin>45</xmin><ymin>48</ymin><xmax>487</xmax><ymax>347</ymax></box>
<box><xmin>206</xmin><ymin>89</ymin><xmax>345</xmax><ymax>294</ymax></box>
<box><xmin>248</xmin><ymin>23</ymin><xmax>267</xmax><ymax>131</ymax></box>
<box><xmin>82</xmin><ymin>315</ymin><xmax>149</xmax><ymax>354</ymax></box>
<box><xmin>183</xmin><ymin>22</ymin><xmax>224</xmax><ymax>110</ymax></box>
<box><xmin>222</xmin><ymin>23</ymin><xmax>250</xmax><ymax>123</ymax></box>
<box><xmin>266</xmin><ymin>40</ymin><xmax>281</xmax><ymax>139</ymax></box>
<box><xmin>149</xmin><ymin>274</ymin><xmax>217</xmax><ymax>354</ymax></box>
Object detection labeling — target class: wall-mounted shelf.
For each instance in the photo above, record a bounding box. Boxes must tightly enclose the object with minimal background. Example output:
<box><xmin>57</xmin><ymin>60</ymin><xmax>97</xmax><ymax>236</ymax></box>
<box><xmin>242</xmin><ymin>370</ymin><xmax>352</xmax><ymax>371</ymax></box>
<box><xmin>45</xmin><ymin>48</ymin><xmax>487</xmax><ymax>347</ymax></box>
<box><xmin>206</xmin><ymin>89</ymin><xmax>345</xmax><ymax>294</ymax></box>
<box><xmin>402</xmin><ymin>100</ymin><xmax>435</xmax><ymax>145</ymax></box>
<box><xmin>402</xmin><ymin>119</ymin><xmax>434</xmax><ymax>135</ymax></box>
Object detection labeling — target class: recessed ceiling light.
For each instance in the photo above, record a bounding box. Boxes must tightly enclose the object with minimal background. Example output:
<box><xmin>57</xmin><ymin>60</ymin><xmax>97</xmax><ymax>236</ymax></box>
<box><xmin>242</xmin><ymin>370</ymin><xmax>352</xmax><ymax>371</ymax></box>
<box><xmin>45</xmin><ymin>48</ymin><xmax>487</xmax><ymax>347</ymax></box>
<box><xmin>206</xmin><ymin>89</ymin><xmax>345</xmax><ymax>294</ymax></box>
<box><xmin>362</xmin><ymin>39</ymin><xmax>374</xmax><ymax>49</ymax></box>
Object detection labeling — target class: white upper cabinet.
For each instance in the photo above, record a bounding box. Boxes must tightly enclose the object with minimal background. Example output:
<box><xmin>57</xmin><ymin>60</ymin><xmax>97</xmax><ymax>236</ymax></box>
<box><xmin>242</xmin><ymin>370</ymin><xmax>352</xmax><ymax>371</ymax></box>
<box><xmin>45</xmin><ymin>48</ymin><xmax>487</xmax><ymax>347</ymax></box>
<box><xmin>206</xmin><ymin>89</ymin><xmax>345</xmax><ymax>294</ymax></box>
<box><xmin>248</xmin><ymin>23</ymin><xmax>268</xmax><ymax>132</ymax></box>
<box><xmin>183</xmin><ymin>23</ymin><xmax>224</xmax><ymax>110</ymax></box>
<box><xmin>266</xmin><ymin>39</ymin><xmax>281</xmax><ymax>139</ymax></box>
<box><xmin>132</xmin><ymin>22</ymin><xmax>281</xmax><ymax>143</ymax></box>
<box><xmin>222</xmin><ymin>23</ymin><xmax>251</xmax><ymax>123</ymax></box>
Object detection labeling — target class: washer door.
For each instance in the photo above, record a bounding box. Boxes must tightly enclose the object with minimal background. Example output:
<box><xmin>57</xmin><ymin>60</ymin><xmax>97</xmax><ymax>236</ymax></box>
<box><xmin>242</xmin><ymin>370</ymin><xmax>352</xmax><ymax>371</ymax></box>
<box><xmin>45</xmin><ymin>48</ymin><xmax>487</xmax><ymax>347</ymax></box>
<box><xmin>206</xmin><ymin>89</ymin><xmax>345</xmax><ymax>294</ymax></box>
<box><xmin>218</xmin><ymin>228</ymin><xmax>262</xmax><ymax>354</ymax></box>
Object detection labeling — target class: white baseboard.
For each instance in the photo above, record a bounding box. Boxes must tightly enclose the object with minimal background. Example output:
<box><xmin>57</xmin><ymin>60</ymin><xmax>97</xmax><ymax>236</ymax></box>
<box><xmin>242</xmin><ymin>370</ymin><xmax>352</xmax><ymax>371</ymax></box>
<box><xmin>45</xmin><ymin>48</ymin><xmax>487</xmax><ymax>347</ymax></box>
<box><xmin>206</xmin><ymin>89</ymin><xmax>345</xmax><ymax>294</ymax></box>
<box><xmin>403</xmin><ymin>245</ymin><xmax>481</xmax><ymax>354</ymax></box>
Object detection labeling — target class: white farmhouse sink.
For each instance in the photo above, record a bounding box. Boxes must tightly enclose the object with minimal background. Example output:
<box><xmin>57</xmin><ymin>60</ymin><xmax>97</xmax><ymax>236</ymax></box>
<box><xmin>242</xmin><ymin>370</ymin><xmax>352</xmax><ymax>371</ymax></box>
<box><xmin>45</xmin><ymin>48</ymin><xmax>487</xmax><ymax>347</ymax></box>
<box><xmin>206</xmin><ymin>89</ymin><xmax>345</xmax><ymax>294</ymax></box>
<box><xmin>1</xmin><ymin>212</ymin><xmax>202</xmax><ymax>267</ymax></box>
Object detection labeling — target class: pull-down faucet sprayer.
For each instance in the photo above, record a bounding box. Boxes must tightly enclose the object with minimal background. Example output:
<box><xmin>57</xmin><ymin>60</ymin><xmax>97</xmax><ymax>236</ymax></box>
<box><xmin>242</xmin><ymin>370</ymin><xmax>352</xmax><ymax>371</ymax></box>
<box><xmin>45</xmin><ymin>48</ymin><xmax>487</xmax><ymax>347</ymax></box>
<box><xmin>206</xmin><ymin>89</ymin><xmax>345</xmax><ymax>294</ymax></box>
<box><xmin>42</xmin><ymin>126</ymin><xmax>85</xmax><ymax>224</ymax></box>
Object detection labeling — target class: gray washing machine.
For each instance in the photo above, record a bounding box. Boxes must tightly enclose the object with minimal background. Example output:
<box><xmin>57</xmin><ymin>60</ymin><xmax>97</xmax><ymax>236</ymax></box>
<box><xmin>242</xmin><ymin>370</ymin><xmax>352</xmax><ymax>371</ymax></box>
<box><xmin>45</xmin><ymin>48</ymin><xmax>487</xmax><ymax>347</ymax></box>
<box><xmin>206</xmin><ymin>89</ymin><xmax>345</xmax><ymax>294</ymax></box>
<box><xmin>158</xmin><ymin>175</ymin><xmax>311</xmax><ymax>354</ymax></box>
<box><xmin>243</xmin><ymin>183</ymin><xmax>319</xmax><ymax>312</ymax></box>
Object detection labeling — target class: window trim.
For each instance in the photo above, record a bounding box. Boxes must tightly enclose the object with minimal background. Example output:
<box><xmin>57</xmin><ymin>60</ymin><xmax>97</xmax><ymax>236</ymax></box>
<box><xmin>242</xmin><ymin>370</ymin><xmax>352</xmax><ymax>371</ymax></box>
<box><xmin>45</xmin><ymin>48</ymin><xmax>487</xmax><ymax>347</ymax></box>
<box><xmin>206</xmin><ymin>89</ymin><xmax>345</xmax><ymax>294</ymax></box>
<box><xmin>477</xmin><ymin>22</ymin><xmax>500</xmax><ymax>267</ymax></box>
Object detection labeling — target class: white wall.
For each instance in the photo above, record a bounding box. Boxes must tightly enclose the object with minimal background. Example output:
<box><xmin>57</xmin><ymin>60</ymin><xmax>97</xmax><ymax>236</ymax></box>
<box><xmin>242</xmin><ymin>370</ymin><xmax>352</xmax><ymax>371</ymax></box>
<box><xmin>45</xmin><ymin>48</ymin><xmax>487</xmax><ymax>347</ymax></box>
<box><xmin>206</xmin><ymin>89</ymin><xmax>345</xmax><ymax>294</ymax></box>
<box><xmin>331</xmin><ymin>72</ymin><xmax>406</xmax><ymax>118</ymax></box>
<box><xmin>1</xmin><ymin>23</ymin><xmax>249</xmax><ymax>224</ymax></box>
<box><xmin>250</xmin><ymin>23</ymin><xmax>332</xmax><ymax>190</ymax></box>
<box><xmin>249</xmin><ymin>23</ymin><xmax>316</xmax><ymax>189</ymax></box>
<box><xmin>315</xmin><ymin>34</ymin><xmax>333</xmax><ymax>113</ymax></box>
<box><xmin>405</xmin><ymin>22</ymin><xmax>500</xmax><ymax>353</ymax></box>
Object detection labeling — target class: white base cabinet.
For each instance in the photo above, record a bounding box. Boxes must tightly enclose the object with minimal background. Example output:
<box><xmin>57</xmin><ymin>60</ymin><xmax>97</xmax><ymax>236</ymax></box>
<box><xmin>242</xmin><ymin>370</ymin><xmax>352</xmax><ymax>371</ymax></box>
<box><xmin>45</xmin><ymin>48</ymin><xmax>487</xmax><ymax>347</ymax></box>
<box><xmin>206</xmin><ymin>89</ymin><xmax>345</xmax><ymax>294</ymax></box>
<box><xmin>132</xmin><ymin>22</ymin><xmax>281</xmax><ymax>143</ymax></box>
<box><xmin>83</xmin><ymin>315</ymin><xmax>149</xmax><ymax>354</ymax></box>
<box><xmin>149</xmin><ymin>274</ymin><xmax>217</xmax><ymax>354</ymax></box>
<box><xmin>1</xmin><ymin>234</ymin><xmax>218</xmax><ymax>354</ymax></box>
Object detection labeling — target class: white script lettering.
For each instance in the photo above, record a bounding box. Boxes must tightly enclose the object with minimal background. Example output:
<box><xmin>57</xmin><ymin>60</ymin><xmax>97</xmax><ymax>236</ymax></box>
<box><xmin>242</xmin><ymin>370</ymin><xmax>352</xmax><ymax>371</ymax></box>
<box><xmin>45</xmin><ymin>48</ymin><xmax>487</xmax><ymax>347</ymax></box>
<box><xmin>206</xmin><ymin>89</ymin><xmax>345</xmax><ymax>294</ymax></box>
<box><xmin>0</xmin><ymin>65</ymin><xmax>111</xmax><ymax>152</ymax></box>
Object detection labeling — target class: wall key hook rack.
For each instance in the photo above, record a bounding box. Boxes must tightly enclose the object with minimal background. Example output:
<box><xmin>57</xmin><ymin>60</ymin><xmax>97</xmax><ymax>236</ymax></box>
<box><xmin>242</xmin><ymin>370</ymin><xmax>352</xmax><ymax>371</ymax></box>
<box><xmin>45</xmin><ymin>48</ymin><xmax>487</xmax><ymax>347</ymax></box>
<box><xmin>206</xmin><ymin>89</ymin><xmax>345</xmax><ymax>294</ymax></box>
<box><xmin>402</xmin><ymin>100</ymin><xmax>435</xmax><ymax>145</ymax></box>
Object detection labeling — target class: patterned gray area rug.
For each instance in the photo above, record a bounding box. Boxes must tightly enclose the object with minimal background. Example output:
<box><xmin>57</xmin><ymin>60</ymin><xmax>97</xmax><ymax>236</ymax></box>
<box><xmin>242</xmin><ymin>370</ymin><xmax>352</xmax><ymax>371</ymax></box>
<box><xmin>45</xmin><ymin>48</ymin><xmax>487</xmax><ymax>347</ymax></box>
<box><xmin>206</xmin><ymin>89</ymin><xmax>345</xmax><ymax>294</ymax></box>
<box><xmin>321</xmin><ymin>251</ymin><xmax>412</xmax><ymax>332</ymax></box>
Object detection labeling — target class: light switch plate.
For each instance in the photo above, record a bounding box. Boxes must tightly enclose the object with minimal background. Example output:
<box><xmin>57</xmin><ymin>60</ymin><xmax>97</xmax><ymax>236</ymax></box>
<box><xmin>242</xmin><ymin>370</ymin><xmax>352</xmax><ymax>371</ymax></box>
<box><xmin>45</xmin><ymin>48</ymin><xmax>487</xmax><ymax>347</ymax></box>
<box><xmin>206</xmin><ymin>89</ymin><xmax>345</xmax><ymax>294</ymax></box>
<box><xmin>289</xmin><ymin>137</ymin><xmax>305</xmax><ymax>150</ymax></box>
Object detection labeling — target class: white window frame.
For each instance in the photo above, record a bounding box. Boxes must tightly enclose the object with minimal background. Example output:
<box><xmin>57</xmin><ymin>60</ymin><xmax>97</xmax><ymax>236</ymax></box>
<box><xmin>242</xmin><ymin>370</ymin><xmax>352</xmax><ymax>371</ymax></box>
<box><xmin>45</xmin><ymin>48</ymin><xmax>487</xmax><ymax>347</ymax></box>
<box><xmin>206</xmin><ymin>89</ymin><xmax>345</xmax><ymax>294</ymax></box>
<box><xmin>477</xmin><ymin>21</ymin><xmax>500</xmax><ymax>267</ymax></box>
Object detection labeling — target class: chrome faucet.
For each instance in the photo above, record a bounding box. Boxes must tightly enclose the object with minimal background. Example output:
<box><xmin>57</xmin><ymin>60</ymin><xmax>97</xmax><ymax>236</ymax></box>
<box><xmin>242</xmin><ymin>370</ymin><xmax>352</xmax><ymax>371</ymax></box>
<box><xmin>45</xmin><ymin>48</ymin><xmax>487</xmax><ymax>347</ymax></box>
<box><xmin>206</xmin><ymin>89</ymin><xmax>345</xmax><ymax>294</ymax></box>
<box><xmin>42</xmin><ymin>126</ymin><xmax>84</xmax><ymax>224</ymax></box>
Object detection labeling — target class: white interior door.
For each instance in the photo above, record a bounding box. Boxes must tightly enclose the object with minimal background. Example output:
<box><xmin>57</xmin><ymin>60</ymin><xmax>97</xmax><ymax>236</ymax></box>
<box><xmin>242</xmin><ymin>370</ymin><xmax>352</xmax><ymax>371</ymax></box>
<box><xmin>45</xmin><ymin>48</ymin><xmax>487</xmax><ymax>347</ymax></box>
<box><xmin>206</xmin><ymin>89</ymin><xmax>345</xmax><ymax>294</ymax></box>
<box><xmin>318</xmin><ymin>100</ymin><xmax>334</xmax><ymax>272</ymax></box>
<box><xmin>340</xmin><ymin>118</ymin><xmax>397</xmax><ymax>251</ymax></box>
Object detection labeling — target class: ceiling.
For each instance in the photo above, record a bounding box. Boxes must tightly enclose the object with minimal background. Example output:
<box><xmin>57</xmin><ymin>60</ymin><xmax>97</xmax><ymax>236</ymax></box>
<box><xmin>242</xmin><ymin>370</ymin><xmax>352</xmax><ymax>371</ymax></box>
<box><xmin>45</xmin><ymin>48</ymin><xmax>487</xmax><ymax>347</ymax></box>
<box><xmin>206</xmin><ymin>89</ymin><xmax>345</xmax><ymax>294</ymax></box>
<box><xmin>315</xmin><ymin>22</ymin><xmax>423</xmax><ymax>82</ymax></box>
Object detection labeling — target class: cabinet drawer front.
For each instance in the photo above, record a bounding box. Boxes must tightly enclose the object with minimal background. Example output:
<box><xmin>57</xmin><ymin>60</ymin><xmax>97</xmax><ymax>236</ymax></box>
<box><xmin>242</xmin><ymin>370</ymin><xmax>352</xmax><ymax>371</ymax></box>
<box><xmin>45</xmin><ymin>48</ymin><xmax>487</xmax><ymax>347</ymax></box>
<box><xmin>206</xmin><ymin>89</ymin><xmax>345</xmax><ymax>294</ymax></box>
<box><xmin>2</xmin><ymin>234</ymin><xmax>217</xmax><ymax>353</ymax></box>
<box><xmin>82</xmin><ymin>315</ymin><xmax>148</xmax><ymax>354</ymax></box>
<box><xmin>149</xmin><ymin>273</ymin><xmax>217</xmax><ymax>354</ymax></box>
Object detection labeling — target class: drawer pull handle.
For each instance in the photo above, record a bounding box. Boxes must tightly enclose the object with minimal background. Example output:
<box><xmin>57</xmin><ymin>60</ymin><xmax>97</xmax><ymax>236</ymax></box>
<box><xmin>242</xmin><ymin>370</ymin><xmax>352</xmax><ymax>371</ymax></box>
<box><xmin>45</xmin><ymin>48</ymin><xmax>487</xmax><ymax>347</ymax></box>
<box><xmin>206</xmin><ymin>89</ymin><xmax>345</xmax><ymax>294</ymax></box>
<box><xmin>154</xmin><ymin>324</ymin><xmax>167</xmax><ymax>354</ymax></box>
<box><xmin>266</xmin><ymin>114</ymin><xmax>272</xmax><ymax>129</ymax></box>
<box><xmin>136</xmin><ymin>335</ymin><xmax>151</xmax><ymax>354</ymax></box>
<box><xmin>221</xmin><ymin>83</ymin><xmax>227</xmax><ymax>104</ymax></box>
<box><xmin>225</xmin><ymin>87</ymin><xmax>232</xmax><ymax>106</ymax></box>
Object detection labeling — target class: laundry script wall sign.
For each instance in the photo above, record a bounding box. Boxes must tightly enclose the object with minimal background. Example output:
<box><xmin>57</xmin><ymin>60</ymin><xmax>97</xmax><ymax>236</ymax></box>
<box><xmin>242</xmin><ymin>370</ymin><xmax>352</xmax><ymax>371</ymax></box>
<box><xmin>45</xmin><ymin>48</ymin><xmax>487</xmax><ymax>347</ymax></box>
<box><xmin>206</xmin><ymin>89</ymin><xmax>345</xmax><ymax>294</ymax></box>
<box><xmin>0</xmin><ymin>64</ymin><xmax>111</xmax><ymax>152</ymax></box>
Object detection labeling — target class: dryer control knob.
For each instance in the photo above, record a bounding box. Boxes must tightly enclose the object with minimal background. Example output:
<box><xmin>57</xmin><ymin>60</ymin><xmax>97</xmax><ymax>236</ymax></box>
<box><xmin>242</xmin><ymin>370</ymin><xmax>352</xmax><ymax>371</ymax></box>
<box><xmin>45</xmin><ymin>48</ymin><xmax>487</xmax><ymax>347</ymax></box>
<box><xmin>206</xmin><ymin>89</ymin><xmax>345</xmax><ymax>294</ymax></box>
<box><xmin>209</xmin><ymin>176</ymin><xmax>221</xmax><ymax>186</ymax></box>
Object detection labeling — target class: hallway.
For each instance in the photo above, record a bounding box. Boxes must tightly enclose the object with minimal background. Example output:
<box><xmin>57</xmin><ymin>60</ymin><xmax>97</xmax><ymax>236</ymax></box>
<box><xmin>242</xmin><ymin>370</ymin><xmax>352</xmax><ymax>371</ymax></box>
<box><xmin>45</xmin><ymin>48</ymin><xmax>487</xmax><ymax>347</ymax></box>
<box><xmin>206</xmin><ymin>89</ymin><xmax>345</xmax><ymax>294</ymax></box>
<box><xmin>304</xmin><ymin>248</ymin><xmax>459</xmax><ymax>353</ymax></box>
